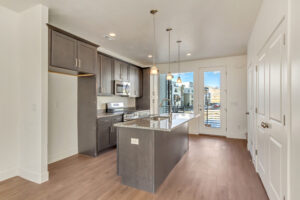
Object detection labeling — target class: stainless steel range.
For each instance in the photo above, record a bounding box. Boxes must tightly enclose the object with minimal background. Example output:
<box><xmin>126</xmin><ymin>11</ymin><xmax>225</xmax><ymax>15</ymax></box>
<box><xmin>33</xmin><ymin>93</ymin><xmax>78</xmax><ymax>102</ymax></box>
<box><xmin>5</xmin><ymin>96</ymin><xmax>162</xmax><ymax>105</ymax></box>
<box><xmin>106</xmin><ymin>102</ymin><xmax>150</xmax><ymax>121</ymax></box>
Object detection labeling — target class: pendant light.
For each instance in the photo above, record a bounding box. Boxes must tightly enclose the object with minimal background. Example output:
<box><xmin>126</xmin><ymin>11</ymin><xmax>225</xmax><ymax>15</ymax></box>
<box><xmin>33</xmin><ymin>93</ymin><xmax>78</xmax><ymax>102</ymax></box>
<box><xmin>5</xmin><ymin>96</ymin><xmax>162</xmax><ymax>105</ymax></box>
<box><xmin>166</xmin><ymin>28</ymin><xmax>173</xmax><ymax>80</ymax></box>
<box><xmin>176</xmin><ymin>40</ymin><xmax>182</xmax><ymax>84</ymax></box>
<box><xmin>150</xmin><ymin>10</ymin><xmax>159</xmax><ymax>75</ymax></box>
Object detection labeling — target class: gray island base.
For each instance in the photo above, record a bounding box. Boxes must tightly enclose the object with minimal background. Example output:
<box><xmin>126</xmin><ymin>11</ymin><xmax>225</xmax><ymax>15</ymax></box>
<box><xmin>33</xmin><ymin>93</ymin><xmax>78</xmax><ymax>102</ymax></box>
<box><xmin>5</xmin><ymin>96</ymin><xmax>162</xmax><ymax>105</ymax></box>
<box><xmin>115</xmin><ymin>113</ymin><xmax>198</xmax><ymax>193</ymax></box>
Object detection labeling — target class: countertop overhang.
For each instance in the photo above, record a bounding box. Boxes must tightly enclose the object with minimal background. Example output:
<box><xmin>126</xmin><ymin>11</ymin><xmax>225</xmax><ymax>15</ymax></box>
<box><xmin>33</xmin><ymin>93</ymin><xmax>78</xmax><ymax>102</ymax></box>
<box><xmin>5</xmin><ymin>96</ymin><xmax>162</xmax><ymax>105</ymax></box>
<box><xmin>114</xmin><ymin>113</ymin><xmax>200</xmax><ymax>132</ymax></box>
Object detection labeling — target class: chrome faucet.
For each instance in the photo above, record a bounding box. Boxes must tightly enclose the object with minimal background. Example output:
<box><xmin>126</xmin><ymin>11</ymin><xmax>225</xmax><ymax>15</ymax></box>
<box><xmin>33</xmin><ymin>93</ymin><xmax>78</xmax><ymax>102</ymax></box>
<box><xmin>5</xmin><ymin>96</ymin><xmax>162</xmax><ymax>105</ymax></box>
<box><xmin>160</xmin><ymin>98</ymin><xmax>172</xmax><ymax>120</ymax></box>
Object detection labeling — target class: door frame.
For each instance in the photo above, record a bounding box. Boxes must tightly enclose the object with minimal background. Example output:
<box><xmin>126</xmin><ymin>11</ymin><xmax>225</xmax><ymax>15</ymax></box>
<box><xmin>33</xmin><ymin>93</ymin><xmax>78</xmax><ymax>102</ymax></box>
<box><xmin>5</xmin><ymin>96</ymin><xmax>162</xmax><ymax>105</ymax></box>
<box><xmin>198</xmin><ymin>66</ymin><xmax>227</xmax><ymax>136</ymax></box>
<box><xmin>247</xmin><ymin>65</ymin><xmax>256</xmax><ymax>161</ymax></box>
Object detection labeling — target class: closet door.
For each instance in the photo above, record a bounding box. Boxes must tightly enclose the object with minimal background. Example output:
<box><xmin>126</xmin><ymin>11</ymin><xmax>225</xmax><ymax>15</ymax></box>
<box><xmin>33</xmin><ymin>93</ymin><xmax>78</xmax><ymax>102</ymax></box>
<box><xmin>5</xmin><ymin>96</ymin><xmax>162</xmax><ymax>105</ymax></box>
<box><xmin>255</xmin><ymin>22</ymin><xmax>287</xmax><ymax>200</ymax></box>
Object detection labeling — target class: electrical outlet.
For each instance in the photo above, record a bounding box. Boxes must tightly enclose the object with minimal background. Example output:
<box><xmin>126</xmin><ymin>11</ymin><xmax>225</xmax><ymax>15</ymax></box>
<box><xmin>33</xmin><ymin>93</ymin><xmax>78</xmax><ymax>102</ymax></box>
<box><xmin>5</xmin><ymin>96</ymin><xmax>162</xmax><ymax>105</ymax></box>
<box><xmin>131</xmin><ymin>138</ymin><xmax>139</xmax><ymax>145</ymax></box>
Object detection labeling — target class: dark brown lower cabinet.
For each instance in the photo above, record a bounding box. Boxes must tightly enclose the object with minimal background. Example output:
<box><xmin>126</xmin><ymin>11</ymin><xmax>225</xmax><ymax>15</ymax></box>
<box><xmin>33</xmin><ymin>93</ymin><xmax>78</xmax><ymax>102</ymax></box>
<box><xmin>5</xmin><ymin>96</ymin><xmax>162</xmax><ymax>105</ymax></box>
<box><xmin>97</xmin><ymin>115</ymin><xmax>122</xmax><ymax>152</ymax></box>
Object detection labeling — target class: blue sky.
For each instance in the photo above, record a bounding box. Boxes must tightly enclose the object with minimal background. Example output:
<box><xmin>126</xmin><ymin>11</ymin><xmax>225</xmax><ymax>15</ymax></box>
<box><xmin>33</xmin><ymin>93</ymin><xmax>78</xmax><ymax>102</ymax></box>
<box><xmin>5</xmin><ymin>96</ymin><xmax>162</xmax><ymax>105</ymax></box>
<box><xmin>171</xmin><ymin>72</ymin><xmax>193</xmax><ymax>82</ymax></box>
<box><xmin>162</xmin><ymin>71</ymin><xmax>220</xmax><ymax>88</ymax></box>
<box><xmin>204</xmin><ymin>71</ymin><xmax>220</xmax><ymax>88</ymax></box>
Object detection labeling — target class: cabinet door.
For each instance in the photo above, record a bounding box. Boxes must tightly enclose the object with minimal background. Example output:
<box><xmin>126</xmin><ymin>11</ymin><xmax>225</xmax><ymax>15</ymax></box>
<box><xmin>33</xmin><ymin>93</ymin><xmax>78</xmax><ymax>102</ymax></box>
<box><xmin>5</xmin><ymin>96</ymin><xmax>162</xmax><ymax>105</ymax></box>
<box><xmin>114</xmin><ymin>60</ymin><xmax>122</xmax><ymax>81</ymax></box>
<box><xmin>136</xmin><ymin>68</ymin><xmax>143</xmax><ymax>97</ymax></box>
<box><xmin>50</xmin><ymin>30</ymin><xmax>77</xmax><ymax>70</ymax></box>
<box><xmin>129</xmin><ymin>66</ymin><xmax>136</xmax><ymax>97</ymax></box>
<box><xmin>97</xmin><ymin>118</ymin><xmax>111</xmax><ymax>151</ymax></box>
<box><xmin>77</xmin><ymin>41</ymin><xmax>97</xmax><ymax>74</ymax></box>
<box><xmin>110</xmin><ymin>116</ymin><xmax>123</xmax><ymax>146</ymax></box>
<box><xmin>100</xmin><ymin>55</ymin><xmax>114</xmax><ymax>95</ymax></box>
<box><xmin>121</xmin><ymin>62</ymin><xmax>129</xmax><ymax>81</ymax></box>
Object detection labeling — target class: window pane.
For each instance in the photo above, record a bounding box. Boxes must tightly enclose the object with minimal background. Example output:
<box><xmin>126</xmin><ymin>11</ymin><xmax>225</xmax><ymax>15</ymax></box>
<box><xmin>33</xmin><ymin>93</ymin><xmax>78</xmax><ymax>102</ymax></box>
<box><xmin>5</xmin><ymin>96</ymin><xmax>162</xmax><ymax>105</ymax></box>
<box><xmin>204</xmin><ymin>71</ymin><xmax>221</xmax><ymax>128</ymax></box>
<box><xmin>159</xmin><ymin>72</ymin><xmax>194</xmax><ymax>114</ymax></box>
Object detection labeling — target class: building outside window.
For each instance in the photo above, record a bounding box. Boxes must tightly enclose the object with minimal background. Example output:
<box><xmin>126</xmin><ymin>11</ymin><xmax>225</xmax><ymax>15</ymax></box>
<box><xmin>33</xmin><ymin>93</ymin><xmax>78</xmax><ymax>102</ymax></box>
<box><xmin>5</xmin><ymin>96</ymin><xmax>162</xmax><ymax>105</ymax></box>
<box><xmin>159</xmin><ymin>72</ymin><xmax>194</xmax><ymax>114</ymax></box>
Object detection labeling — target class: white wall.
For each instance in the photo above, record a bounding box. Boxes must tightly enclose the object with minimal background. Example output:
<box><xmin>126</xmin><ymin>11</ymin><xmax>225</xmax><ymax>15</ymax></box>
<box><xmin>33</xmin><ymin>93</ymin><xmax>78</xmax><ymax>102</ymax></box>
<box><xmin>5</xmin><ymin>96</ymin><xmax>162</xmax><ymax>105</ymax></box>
<box><xmin>0</xmin><ymin>4</ymin><xmax>49</xmax><ymax>183</ymax></box>
<box><xmin>48</xmin><ymin>73</ymin><xmax>78</xmax><ymax>164</ymax></box>
<box><xmin>289</xmin><ymin>0</ymin><xmax>300</xmax><ymax>198</ymax></box>
<box><xmin>18</xmin><ymin>4</ymin><xmax>49</xmax><ymax>183</ymax></box>
<box><xmin>0</xmin><ymin>5</ymin><xmax>20</xmax><ymax>181</ymax></box>
<box><xmin>157</xmin><ymin>55</ymin><xmax>247</xmax><ymax>139</ymax></box>
<box><xmin>247</xmin><ymin>0</ymin><xmax>288</xmax><ymax>65</ymax></box>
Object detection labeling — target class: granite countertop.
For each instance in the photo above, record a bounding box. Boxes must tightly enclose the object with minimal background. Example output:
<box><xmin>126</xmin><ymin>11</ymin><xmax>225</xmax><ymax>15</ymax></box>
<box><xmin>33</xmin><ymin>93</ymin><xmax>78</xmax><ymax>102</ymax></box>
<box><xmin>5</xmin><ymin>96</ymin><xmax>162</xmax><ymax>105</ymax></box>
<box><xmin>97</xmin><ymin>109</ymin><xmax>150</xmax><ymax>119</ymax></box>
<box><xmin>114</xmin><ymin>113</ymin><xmax>200</xmax><ymax>132</ymax></box>
<box><xmin>97</xmin><ymin>112</ymin><xmax>123</xmax><ymax>118</ymax></box>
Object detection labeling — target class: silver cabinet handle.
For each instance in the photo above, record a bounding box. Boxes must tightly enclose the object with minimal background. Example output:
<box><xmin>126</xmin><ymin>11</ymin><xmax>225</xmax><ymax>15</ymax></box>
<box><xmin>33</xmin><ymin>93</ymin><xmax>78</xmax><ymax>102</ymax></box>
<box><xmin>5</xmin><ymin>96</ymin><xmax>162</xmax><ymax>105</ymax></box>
<box><xmin>78</xmin><ymin>59</ymin><xmax>81</xmax><ymax>68</ymax></box>
<box><xmin>75</xmin><ymin>58</ymin><xmax>78</xmax><ymax>67</ymax></box>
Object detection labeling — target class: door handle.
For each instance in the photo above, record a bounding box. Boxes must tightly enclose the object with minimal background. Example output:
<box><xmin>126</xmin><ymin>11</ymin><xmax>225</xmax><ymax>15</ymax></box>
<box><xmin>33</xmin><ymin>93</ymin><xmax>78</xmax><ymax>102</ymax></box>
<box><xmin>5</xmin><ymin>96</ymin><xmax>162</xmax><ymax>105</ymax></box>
<box><xmin>246</xmin><ymin>112</ymin><xmax>250</xmax><ymax>115</ymax></box>
<box><xmin>261</xmin><ymin>122</ymin><xmax>269</xmax><ymax>128</ymax></box>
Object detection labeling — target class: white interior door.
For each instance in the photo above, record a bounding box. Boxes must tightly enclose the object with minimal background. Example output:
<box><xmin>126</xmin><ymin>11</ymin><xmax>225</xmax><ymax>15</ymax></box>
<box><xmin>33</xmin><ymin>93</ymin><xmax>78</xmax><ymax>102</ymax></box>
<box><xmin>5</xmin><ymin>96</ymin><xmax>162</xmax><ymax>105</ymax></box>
<box><xmin>247</xmin><ymin>66</ymin><xmax>255</xmax><ymax>159</ymax></box>
<box><xmin>255</xmin><ymin>22</ymin><xmax>287</xmax><ymax>200</ymax></box>
<box><xmin>199</xmin><ymin>67</ymin><xmax>227</xmax><ymax>136</ymax></box>
<box><xmin>256</xmin><ymin>53</ymin><xmax>268</xmax><ymax>187</ymax></box>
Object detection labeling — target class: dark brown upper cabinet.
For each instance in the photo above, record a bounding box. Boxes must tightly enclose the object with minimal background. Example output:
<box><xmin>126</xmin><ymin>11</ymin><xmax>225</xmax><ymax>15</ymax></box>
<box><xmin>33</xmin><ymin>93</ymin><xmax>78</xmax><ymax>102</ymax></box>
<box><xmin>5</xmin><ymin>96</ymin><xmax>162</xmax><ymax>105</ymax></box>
<box><xmin>49</xmin><ymin>25</ymin><xmax>98</xmax><ymax>74</ymax></box>
<box><xmin>129</xmin><ymin>66</ymin><xmax>142</xmax><ymax>97</ymax></box>
<box><xmin>51</xmin><ymin>30</ymin><xmax>77</xmax><ymax>71</ymax></box>
<box><xmin>97</xmin><ymin>54</ymin><xmax>114</xmax><ymax>96</ymax></box>
<box><xmin>77</xmin><ymin>41</ymin><xmax>97</xmax><ymax>74</ymax></box>
<box><xmin>114</xmin><ymin>60</ymin><xmax>129</xmax><ymax>82</ymax></box>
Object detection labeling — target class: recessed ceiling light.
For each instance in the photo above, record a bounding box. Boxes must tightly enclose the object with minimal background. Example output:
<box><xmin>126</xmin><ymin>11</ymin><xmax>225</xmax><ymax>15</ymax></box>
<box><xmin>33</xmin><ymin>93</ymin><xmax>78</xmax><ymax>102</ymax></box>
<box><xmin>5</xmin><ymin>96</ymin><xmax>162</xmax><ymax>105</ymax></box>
<box><xmin>148</xmin><ymin>54</ymin><xmax>153</xmax><ymax>58</ymax></box>
<box><xmin>109</xmin><ymin>32</ymin><xmax>116</xmax><ymax>37</ymax></box>
<box><xmin>186</xmin><ymin>53</ymin><xmax>191</xmax><ymax>56</ymax></box>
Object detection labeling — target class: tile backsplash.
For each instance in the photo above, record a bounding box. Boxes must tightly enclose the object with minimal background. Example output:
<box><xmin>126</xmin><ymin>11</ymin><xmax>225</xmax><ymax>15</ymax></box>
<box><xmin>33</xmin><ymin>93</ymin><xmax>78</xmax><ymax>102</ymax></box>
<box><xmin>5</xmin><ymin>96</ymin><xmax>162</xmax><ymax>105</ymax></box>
<box><xmin>97</xmin><ymin>96</ymin><xmax>136</xmax><ymax>110</ymax></box>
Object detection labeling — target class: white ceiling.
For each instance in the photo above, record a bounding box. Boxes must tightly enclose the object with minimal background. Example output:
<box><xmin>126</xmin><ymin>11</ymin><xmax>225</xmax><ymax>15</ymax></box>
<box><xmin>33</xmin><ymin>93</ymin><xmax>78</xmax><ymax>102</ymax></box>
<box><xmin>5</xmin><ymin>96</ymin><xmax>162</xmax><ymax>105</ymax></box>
<box><xmin>1</xmin><ymin>0</ymin><xmax>262</xmax><ymax>66</ymax></box>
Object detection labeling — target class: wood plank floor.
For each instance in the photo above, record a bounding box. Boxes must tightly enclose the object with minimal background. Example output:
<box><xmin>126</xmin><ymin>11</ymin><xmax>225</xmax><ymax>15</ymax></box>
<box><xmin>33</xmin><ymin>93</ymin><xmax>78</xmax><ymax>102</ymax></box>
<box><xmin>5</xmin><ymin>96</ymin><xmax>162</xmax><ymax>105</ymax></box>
<box><xmin>0</xmin><ymin>135</ymin><xmax>268</xmax><ymax>200</ymax></box>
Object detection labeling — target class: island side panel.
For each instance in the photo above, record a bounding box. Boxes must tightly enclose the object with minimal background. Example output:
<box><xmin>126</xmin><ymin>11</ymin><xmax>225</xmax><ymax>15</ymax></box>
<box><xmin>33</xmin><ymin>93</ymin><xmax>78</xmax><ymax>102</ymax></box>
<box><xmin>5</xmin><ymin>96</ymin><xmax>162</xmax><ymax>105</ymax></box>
<box><xmin>154</xmin><ymin>122</ymin><xmax>189</xmax><ymax>191</ymax></box>
<box><xmin>118</xmin><ymin>128</ymin><xmax>155</xmax><ymax>193</ymax></box>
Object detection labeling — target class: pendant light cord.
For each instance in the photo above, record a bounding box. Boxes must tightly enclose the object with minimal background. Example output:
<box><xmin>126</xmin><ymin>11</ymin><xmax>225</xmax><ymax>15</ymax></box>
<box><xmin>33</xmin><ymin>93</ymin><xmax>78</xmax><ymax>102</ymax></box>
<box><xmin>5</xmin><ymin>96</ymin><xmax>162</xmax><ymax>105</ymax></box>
<box><xmin>178</xmin><ymin>42</ymin><xmax>180</xmax><ymax>74</ymax></box>
<box><xmin>152</xmin><ymin>13</ymin><xmax>156</xmax><ymax>67</ymax></box>
<box><xmin>168</xmin><ymin>30</ymin><xmax>171</xmax><ymax>73</ymax></box>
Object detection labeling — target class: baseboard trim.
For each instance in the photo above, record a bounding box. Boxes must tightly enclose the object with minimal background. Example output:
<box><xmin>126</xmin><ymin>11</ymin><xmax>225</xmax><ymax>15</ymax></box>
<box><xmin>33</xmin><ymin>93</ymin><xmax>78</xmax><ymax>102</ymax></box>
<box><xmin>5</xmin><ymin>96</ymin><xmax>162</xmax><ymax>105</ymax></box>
<box><xmin>0</xmin><ymin>168</ymin><xmax>18</xmax><ymax>181</ymax></box>
<box><xmin>19</xmin><ymin>168</ymin><xmax>49</xmax><ymax>184</ymax></box>
<box><xmin>48</xmin><ymin>148</ymin><xmax>78</xmax><ymax>164</ymax></box>
<box><xmin>226</xmin><ymin>135</ymin><xmax>247</xmax><ymax>140</ymax></box>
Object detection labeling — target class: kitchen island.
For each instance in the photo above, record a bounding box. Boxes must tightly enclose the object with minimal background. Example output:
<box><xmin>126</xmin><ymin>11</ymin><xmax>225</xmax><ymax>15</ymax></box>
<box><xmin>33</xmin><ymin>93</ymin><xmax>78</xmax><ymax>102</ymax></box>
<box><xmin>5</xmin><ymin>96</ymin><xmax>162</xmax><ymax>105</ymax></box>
<box><xmin>114</xmin><ymin>113</ymin><xmax>198</xmax><ymax>193</ymax></box>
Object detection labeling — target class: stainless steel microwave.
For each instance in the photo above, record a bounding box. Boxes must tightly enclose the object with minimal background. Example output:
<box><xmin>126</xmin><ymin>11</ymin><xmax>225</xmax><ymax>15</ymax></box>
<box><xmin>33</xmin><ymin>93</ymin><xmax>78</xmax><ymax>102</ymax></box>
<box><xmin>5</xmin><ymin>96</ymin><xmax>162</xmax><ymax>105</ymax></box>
<box><xmin>114</xmin><ymin>81</ymin><xmax>130</xmax><ymax>96</ymax></box>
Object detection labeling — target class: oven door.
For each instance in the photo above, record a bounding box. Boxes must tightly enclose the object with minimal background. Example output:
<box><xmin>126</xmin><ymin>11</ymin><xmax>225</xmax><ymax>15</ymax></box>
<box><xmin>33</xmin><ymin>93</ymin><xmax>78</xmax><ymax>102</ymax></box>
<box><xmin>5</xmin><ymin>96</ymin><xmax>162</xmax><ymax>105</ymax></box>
<box><xmin>115</xmin><ymin>81</ymin><xmax>130</xmax><ymax>96</ymax></box>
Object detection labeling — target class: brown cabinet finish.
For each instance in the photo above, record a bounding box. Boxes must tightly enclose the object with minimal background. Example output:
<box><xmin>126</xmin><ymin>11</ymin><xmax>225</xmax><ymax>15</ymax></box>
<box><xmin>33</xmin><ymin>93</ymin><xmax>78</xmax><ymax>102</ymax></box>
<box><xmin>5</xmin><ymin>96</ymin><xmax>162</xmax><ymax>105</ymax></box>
<box><xmin>110</xmin><ymin>115</ymin><xmax>122</xmax><ymax>146</ymax></box>
<box><xmin>78</xmin><ymin>76</ymin><xmax>97</xmax><ymax>157</ymax></box>
<box><xmin>97</xmin><ymin>115</ymin><xmax>122</xmax><ymax>152</ymax></box>
<box><xmin>129</xmin><ymin>66</ymin><xmax>142</xmax><ymax>97</ymax></box>
<box><xmin>136</xmin><ymin>68</ymin><xmax>150</xmax><ymax>110</ymax></box>
<box><xmin>114</xmin><ymin>60</ymin><xmax>129</xmax><ymax>81</ymax></box>
<box><xmin>129</xmin><ymin>66</ymin><xmax>136</xmax><ymax>97</ymax></box>
<box><xmin>77</xmin><ymin>41</ymin><xmax>97</xmax><ymax>74</ymax></box>
<box><xmin>98</xmin><ymin>54</ymin><xmax>114</xmax><ymax>95</ymax></box>
<box><xmin>139</xmin><ymin>68</ymin><xmax>143</xmax><ymax>96</ymax></box>
<box><xmin>121</xmin><ymin>62</ymin><xmax>129</xmax><ymax>81</ymax></box>
<box><xmin>49</xmin><ymin>25</ymin><xmax>98</xmax><ymax>74</ymax></box>
<box><xmin>50</xmin><ymin>30</ymin><xmax>77</xmax><ymax>70</ymax></box>
<box><xmin>114</xmin><ymin>60</ymin><xmax>122</xmax><ymax>81</ymax></box>
<box><xmin>97</xmin><ymin>118</ymin><xmax>111</xmax><ymax>151</ymax></box>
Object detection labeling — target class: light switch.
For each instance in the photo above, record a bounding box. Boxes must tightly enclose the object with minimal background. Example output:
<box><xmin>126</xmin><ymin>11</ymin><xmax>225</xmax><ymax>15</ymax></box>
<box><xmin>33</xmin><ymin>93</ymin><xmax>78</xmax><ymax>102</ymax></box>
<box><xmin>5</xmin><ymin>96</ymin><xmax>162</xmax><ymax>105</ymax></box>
<box><xmin>131</xmin><ymin>138</ymin><xmax>139</xmax><ymax>145</ymax></box>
